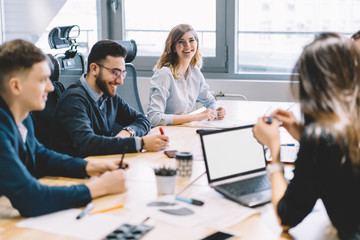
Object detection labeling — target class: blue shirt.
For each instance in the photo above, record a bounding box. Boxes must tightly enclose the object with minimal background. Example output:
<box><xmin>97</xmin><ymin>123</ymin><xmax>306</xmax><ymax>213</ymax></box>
<box><xmin>54</xmin><ymin>75</ymin><xmax>150</xmax><ymax>157</ymax></box>
<box><xmin>147</xmin><ymin>66</ymin><xmax>217</xmax><ymax>127</ymax></box>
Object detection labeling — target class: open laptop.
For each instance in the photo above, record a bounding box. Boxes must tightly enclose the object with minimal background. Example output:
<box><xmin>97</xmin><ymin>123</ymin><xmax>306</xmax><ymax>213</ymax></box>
<box><xmin>199</xmin><ymin>125</ymin><xmax>271</xmax><ymax>207</ymax></box>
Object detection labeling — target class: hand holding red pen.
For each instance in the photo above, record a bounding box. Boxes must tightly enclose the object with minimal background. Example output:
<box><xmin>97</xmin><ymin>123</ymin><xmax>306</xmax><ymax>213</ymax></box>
<box><xmin>142</xmin><ymin>132</ymin><xmax>169</xmax><ymax>151</ymax></box>
<box><xmin>159</xmin><ymin>127</ymin><xmax>164</xmax><ymax>135</ymax></box>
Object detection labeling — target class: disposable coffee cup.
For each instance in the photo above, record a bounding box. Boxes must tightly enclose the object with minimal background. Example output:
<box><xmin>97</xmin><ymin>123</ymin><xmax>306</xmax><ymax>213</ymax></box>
<box><xmin>175</xmin><ymin>152</ymin><xmax>193</xmax><ymax>178</ymax></box>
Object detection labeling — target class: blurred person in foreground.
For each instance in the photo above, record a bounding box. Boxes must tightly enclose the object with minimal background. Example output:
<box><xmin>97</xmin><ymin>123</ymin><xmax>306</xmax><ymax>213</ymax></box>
<box><xmin>253</xmin><ymin>33</ymin><xmax>360</xmax><ymax>240</ymax></box>
<box><xmin>0</xmin><ymin>39</ymin><xmax>126</xmax><ymax>217</ymax></box>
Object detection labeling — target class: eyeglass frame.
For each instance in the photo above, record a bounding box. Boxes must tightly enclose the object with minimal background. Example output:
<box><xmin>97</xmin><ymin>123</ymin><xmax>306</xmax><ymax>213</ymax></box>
<box><xmin>95</xmin><ymin>63</ymin><xmax>127</xmax><ymax>79</ymax></box>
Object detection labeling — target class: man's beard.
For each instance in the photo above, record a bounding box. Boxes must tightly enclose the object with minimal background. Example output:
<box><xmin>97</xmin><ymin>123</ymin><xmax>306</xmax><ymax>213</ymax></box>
<box><xmin>95</xmin><ymin>72</ymin><xmax>115</xmax><ymax>98</ymax></box>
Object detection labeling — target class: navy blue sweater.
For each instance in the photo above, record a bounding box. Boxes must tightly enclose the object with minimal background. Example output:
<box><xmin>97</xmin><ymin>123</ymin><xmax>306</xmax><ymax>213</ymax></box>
<box><xmin>54</xmin><ymin>79</ymin><xmax>151</xmax><ymax>157</ymax></box>
<box><xmin>0</xmin><ymin>97</ymin><xmax>91</xmax><ymax>217</ymax></box>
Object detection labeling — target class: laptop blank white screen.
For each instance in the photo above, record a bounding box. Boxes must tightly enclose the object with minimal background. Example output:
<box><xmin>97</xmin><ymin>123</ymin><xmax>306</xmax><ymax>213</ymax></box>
<box><xmin>201</xmin><ymin>126</ymin><xmax>266</xmax><ymax>181</ymax></box>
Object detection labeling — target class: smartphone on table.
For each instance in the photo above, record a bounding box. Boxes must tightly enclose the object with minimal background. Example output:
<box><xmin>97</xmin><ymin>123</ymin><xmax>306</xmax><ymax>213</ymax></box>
<box><xmin>201</xmin><ymin>231</ymin><xmax>238</xmax><ymax>240</ymax></box>
<box><xmin>164</xmin><ymin>150</ymin><xmax>178</xmax><ymax>158</ymax></box>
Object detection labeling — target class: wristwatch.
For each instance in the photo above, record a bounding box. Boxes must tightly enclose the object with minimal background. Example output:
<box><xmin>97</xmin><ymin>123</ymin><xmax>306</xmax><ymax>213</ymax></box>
<box><xmin>266</xmin><ymin>162</ymin><xmax>284</xmax><ymax>176</ymax></box>
<box><xmin>123</xmin><ymin>127</ymin><xmax>135</xmax><ymax>137</ymax></box>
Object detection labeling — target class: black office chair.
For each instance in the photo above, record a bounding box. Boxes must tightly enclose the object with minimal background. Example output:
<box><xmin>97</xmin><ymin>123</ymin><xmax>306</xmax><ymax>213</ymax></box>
<box><xmin>31</xmin><ymin>54</ymin><xmax>64</xmax><ymax>149</ymax></box>
<box><xmin>115</xmin><ymin>40</ymin><xmax>144</xmax><ymax>113</ymax></box>
<box><xmin>48</xmin><ymin>25</ymin><xmax>86</xmax><ymax>89</ymax></box>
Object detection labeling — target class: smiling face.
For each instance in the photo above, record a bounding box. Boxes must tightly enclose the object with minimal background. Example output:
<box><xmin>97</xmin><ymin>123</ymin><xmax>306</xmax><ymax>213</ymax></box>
<box><xmin>174</xmin><ymin>31</ymin><xmax>198</xmax><ymax>63</ymax></box>
<box><xmin>19</xmin><ymin>61</ymin><xmax>54</xmax><ymax>111</ymax></box>
<box><xmin>95</xmin><ymin>56</ymin><xmax>126</xmax><ymax>98</ymax></box>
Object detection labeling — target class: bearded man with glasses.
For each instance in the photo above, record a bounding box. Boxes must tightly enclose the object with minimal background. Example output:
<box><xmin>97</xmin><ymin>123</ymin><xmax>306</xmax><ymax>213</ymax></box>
<box><xmin>54</xmin><ymin>40</ymin><xmax>169</xmax><ymax>157</ymax></box>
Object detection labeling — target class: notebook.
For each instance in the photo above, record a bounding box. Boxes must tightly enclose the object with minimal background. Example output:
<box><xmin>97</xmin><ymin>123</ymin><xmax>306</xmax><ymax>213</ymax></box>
<box><xmin>265</xmin><ymin>145</ymin><xmax>299</xmax><ymax>164</ymax></box>
<box><xmin>199</xmin><ymin>125</ymin><xmax>271</xmax><ymax>207</ymax></box>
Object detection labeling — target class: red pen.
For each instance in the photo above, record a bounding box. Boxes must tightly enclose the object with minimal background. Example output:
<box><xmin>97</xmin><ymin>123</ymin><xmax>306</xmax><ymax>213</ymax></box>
<box><xmin>159</xmin><ymin>127</ymin><xmax>164</xmax><ymax>135</ymax></box>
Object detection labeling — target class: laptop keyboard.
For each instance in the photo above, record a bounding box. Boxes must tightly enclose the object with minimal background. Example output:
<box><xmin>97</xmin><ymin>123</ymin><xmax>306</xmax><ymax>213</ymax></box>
<box><xmin>218</xmin><ymin>175</ymin><xmax>271</xmax><ymax>196</ymax></box>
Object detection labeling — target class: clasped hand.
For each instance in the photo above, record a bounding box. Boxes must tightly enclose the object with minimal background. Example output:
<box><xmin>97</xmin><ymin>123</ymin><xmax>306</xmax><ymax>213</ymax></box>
<box><xmin>86</xmin><ymin>158</ymin><xmax>128</xmax><ymax>177</ymax></box>
<box><xmin>253</xmin><ymin>109</ymin><xmax>303</xmax><ymax>149</ymax></box>
<box><xmin>199</xmin><ymin>107</ymin><xmax>226</xmax><ymax>121</ymax></box>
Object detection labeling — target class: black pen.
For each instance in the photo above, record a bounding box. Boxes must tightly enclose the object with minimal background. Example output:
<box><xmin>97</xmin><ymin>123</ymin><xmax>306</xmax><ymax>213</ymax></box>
<box><xmin>175</xmin><ymin>196</ymin><xmax>204</xmax><ymax>206</ymax></box>
<box><xmin>119</xmin><ymin>152</ymin><xmax>125</xmax><ymax>169</ymax></box>
<box><xmin>76</xmin><ymin>202</ymin><xmax>94</xmax><ymax>220</ymax></box>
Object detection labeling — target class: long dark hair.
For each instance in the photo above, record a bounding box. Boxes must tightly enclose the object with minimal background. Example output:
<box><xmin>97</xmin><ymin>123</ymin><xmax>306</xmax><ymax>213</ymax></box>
<box><xmin>291</xmin><ymin>33</ymin><xmax>360</xmax><ymax>170</ymax></box>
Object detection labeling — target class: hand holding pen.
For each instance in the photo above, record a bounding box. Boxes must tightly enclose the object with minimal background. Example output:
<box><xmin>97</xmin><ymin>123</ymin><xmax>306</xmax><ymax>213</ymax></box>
<box><xmin>215</xmin><ymin>107</ymin><xmax>226</xmax><ymax>120</ymax></box>
<box><xmin>159</xmin><ymin>127</ymin><xmax>164</xmax><ymax>135</ymax></box>
<box><xmin>118</xmin><ymin>145</ymin><xmax>129</xmax><ymax>169</ymax></box>
<box><xmin>268</xmin><ymin>109</ymin><xmax>303</xmax><ymax>141</ymax></box>
<box><xmin>86</xmin><ymin>159</ymin><xmax>127</xmax><ymax>177</ymax></box>
<box><xmin>119</xmin><ymin>152</ymin><xmax>129</xmax><ymax>169</ymax></box>
<box><xmin>264</xmin><ymin>103</ymin><xmax>296</xmax><ymax>124</ymax></box>
<box><xmin>198</xmin><ymin>109</ymin><xmax>218</xmax><ymax>121</ymax></box>
<box><xmin>254</xmin><ymin>116</ymin><xmax>280</xmax><ymax>148</ymax></box>
<box><xmin>142</xmin><ymin>133</ymin><xmax>169</xmax><ymax>152</ymax></box>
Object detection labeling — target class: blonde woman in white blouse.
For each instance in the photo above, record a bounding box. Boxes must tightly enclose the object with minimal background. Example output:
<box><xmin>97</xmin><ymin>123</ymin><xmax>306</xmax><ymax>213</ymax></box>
<box><xmin>147</xmin><ymin>24</ymin><xmax>226</xmax><ymax>127</ymax></box>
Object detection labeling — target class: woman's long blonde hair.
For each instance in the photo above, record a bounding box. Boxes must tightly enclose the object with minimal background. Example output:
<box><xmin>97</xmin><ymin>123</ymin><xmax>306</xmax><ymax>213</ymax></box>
<box><xmin>292</xmin><ymin>33</ymin><xmax>360</xmax><ymax>172</ymax></box>
<box><xmin>153</xmin><ymin>24</ymin><xmax>202</xmax><ymax>79</ymax></box>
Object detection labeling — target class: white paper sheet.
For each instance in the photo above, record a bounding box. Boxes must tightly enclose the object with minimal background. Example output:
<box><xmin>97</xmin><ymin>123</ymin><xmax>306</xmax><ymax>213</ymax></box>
<box><xmin>186</xmin><ymin>101</ymin><xmax>301</xmax><ymax>130</ymax></box>
<box><xmin>16</xmin><ymin>208</ymin><xmax>126</xmax><ymax>240</ymax></box>
<box><xmin>127</xmin><ymin>189</ymin><xmax>258</xmax><ymax>228</ymax></box>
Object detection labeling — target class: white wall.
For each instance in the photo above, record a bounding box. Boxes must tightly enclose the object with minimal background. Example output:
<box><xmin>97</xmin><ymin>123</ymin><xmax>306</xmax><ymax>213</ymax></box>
<box><xmin>137</xmin><ymin>77</ymin><xmax>298</xmax><ymax>113</ymax></box>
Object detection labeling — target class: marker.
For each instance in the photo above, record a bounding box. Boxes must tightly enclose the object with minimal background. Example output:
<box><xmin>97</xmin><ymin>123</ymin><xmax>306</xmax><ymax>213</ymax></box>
<box><xmin>159</xmin><ymin>127</ymin><xmax>164</xmax><ymax>135</ymax></box>
<box><xmin>281</xmin><ymin>143</ymin><xmax>296</xmax><ymax>146</ymax></box>
<box><xmin>76</xmin><ymin>202</ymin><xmax>94</xmax><ymax>220</ymax></box>
<box><xmin>91</xmin><ymin>204</ymin><xmax>124</xmax><ymax>215</ymax></box>
<box><xmin>266</xmin><ymin>115</ymin><xmax>276</xmax><ymax>124</ymax></box>
<box><xmin>175</xmin><ymin>196</ymin><xmax>204</xmax><ymax>206</ymax></box>
<box><xmin>216</xmin><ymin>111</ymin><xmax>219</xmax><ymax>115</ymax></box>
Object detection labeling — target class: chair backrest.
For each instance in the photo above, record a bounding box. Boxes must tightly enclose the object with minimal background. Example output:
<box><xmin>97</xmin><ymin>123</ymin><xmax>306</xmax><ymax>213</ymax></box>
<box><xmin>114</xmin><ymin>40</ymin><xmax>144</xmax><ymax>113</ymax></box>
<box><xmin>31</xmin><ymin>54</ymin><xmax>65</xmax><ymax>149</ymax></box>
<box><xmin>48</xmin><ymin>25</ymin><xmax>86</xmax><ymax>89</ymax></box>
<box><xmin>55</xmin><ymin>52</ymin><xmax>86</xmax><ymax>89</ymax></box>
<box><xmin>116</xmin><ymin>63</ymin><xmax>144</xmax><ymax>113</ymax></box>
<box><xmin>116</xmin><ymin>39</ymin><xmax>137</xmax><ymax>63</ymax></box>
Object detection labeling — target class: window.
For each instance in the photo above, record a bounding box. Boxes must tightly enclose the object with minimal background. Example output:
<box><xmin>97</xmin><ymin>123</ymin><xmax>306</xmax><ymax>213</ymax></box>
<box><xmin>124</xmin><ymin>0</ymin><xmax>216</xmax><ymax>57</ymax></box>
<box><xmin>237</xmin><ymin>0</ymin><xmax>360</xmax><ymax>75</ymax></box>
<box><xmin>0</xmin><ymin>0</ymin><xmax>99</xmax><ymax>57</ymax></box>
<box><xmin>0</xmin><ymin>2</ymin><xmax>3</xmax><ymax>43</ymax></box>
<box><xmin>3</xmin><ymin>0</ymin><xmax>356</xmax><ymax>80</ymax></box>
<box><xmin>122</xmin><ymin>0</ymin><xmax>226</xmax><ymax>72</ymax></box>
<box><xmin>117</xmin><ymin>0</ymin><xmax>360</xmax><ymax>79</ymax></box>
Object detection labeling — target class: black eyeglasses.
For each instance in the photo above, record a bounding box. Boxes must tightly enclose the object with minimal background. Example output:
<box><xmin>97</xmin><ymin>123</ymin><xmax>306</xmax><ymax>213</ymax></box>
<box><xmin>96</xmin><ymin>63</ymin><xmax>127</xmax><ymax>79</ymax></box>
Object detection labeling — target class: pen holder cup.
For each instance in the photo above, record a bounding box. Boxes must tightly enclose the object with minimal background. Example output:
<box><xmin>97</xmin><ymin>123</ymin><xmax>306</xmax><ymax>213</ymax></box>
<box><xmin>156</xmin><ymin>175</ymin><xmax>177</xmax><ymax>195</ymax></box>
<box><xmin>175</xmin><ymin>152</ymin><xmax>193</xmax><ymax>179</ymax></box>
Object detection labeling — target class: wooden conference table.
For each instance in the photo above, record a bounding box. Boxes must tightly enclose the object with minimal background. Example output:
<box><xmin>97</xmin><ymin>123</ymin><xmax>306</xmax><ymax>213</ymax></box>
<box><xmin>0</xmin><ymin>101</ymin><xmax>338</xmax><ymax>240</ymax></box>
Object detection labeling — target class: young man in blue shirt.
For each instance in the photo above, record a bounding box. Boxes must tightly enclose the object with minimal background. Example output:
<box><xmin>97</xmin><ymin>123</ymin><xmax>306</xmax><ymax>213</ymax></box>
<box><xmin>0</xmin><ymin>39</ymin><xmax>127</xmax><ymax>217</ymax></box>
<box><xmin>54</xmin><ymin>40</ymin><xmax>169</xmax><ymax>157</ymax></box>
